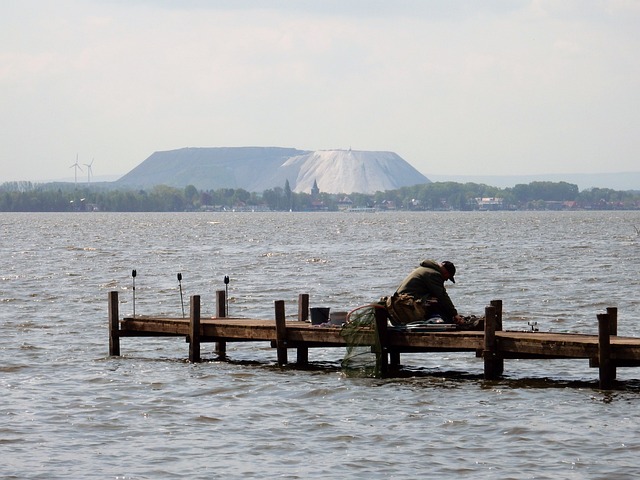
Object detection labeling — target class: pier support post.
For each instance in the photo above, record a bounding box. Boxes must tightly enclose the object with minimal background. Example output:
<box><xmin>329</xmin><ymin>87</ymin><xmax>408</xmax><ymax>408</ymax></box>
<box><xmin>214</xmin><ymin>290</ymin><xmax>227</xmax><ymax>357</ymax></box>
<box><xmin>296</xmin><ymin>294</ymin><xmax>309</xmax><ymax>365</ymax></box>
<box><xmin>607</xmin><ymin>306</ymin><xmax>618</xmax><ymax>381</ymax></box>
<box><xmin>390</xmin><ymin>351</ymin><xmax>401</xmax><ymax>368</ymax></box>
<box><xmin>607</xmin><ymin>307</ymin><xmax>618</xmax><ymax>336</ymax></box>
<box><xmin>490</xmin><ymin>299</ymin><xmax>504</xmax><ymax>376</ymax></box>
<box><xmin>598</xmin><ymin>312</ymin><xmax>614</xmax><ymax>390</ymax></box>
<box><xmin>275</xmin><ymin>300</ymin><xmax>288</xmax><ymax>366</ymax></box>
<box><xmin>298</xmin><ymin>294</ymin><xmax>309</xmax><ymax>322</ymax></box>
<box><xmin>189</xmin><ymin>295</ymin><xmax>201</xmax><ymax>363</ymax></box>
<box><xmin>374</xmin><ymin>306</ymin><xmax>389</xmax><ymax>376</ymax></box>
<box><xmin>108</xmin><ymin>291</ymin><xmax>120</xmax><ymax>356</ymax></box>
<box><xmin>483</xmin><ymin>305</ymin><xmax>501</xmax><ymax>380</ymax></box>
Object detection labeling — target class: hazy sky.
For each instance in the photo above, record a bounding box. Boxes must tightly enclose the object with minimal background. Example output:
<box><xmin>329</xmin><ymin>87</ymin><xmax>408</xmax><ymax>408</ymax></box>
<box><xmin>1</xmin><ymin>0</ymin><xmax>639</xmax><ymax>182</ymax></box>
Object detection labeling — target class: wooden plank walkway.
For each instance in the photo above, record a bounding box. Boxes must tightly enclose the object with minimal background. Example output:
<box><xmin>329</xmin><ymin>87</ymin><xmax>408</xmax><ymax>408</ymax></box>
<box><xmin>108</xmin><ymin>291</ymin><xmax>640</xmax><ymax>389</ymax></box>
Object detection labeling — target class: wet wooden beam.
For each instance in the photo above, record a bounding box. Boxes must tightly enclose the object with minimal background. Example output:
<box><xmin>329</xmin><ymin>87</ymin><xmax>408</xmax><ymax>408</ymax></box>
<box><xmin>374</xmin><ymin>306</ymin><xmax>389</xmax><ymax>375</ymax></box>
<box><xmin>275</xmin><ymin>300</ymin><xmax>287</xmax><ymax>366</ymax></box>
<box><xmin>296</xmin><ymin>294</ymin><xmax>309</xmax><ymax>365</ymax></box>
<box><xmin>298</xmin><ymin>294</ymin><xmax>309</xmax><ymax>322</ymax></box>
<box><xmin>189</xmin><ymin>295</ymin><xmax>201</xmax><ymax>363</ymax></box>
<box><xmin>214</xmin><ymin>290</ymin><xmax>227</xmax><ymax>357</ymax></box>
<box><xmin>598</xmin><ymin>312</ymin><xmax>614</xmax><ymax>389</ymax></box>
<box><xmin>483</xmin><ymin>305</ymin><xmax>500</xmax><ymax>380</ymax></box>
<box><xmin>108</xmin><ymin>291</ymin><xmax>120</xmax><ymax>356</ymax></box>
<box><xmin>490</xmin><ymin>299</ymin><xmax>504</xmax><ymax>376</ymax></box>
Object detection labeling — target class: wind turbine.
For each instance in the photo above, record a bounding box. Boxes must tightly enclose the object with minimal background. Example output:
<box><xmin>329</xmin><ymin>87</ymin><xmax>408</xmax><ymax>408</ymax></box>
<box><xmin>84</xmin><ymin>158</ymin><xmax>94</xmax><ymax>184</ymax></box>
<box><xmin>70</xmin><ymin>154</ymin><xmax>83</xmax><ymax>187</ymax></box>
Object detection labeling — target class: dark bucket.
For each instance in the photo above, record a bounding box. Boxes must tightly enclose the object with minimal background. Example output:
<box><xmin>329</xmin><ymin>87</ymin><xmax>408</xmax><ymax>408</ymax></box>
<box><xmin>310</xmin><ymin>307</ymin><xmax>331</xmax><ymax>325</ymax></box>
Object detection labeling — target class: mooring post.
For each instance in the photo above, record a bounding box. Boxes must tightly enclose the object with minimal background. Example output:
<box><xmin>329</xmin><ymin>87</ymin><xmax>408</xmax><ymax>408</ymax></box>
<box><xmin>597</xmin><ymin>312</ymin><xmax>614</xmax><ymax>390</ymax></box>
<box><xmin>483</xmin><ymin>305</ymin><xmax>501</xmax><ymax>380</ymax></box>
<box><xmin>108</xmin><ymin>291</ymin><xmax>120</xmax><ymax>356</ymax></box>
<box><xmin>298</xmin><ymin>294</ymin><xmax>309</xmax><ymax>322</ymax></box>
<box><xmin>491</xmin><ymin>299</ymin><xmax>503</xmax><ymax>331</ymax></box>
<box><xmin>607</xmin><ymin>307</ymin><xmax>618</xmax><ymax>336</ymax></box>
<box><xmin>214</xmin><ymin>290</ymin><xmax>227</xmax><ymax>357</ymax></box>
<box><xmin>275</xmin><ymin>300</ymin><xmax>288</xmax><ymax>366</ymax></box>
<box><xmin>390</xmin><ymin>351</ymin><xmax>401</xmax><ymax>368</ymax></box>
<box><xmin>374</xmin><ymin>306</ymin><xmax>389</xmax><ymax>376</ymax></box>
<box><xmin>189</xmin><ymin>295</ymin><xmax>201</xmax><ymax>363</ymax></box>
<box><xmin>490</xmin><ymin>299</ymin><xmax>504</xmax><ymax>376</ymax></box>
<box><xmin>607</xmin><ymin>306</ymin><xmax>618</xmax><ymax>381</ymax></box>
<box><xmin>296</xmin><ymin>294</ymin><xmax>310</xmax><ymax>365</ymax></box>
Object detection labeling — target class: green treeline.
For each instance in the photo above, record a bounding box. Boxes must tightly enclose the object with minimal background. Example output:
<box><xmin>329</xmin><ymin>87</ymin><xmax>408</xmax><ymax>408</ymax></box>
<box><xmin>0</xmin><ymin>180</ymin><xmax>638</xmax><ymax>212</ymax></box>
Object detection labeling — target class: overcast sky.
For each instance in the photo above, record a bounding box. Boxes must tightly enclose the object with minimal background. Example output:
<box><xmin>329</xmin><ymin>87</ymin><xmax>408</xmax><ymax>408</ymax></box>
<box><xmin>1</xmin><ymin>0</ymin><xmax>639</xmax><ymax>182</ymax></box>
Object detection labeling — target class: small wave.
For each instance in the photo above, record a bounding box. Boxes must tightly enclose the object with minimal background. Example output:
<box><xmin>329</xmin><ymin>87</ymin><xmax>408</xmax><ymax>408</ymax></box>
<box><xmin>306</xmin><ymin>257</ymin><xmax>328</xmax><ymax>263</ymax></box>
<box><xmin>0</xmin><ymin>364</ymin><xmax>29</xmax><ymax>373</ymax></box>
<box><xmin>196</xmin><ymin>415</ymin><xmax>222</xmax><ymax>423</ymax></box>
<box><xmin>65</xmin><ymin>245</ymin><xmax>87</xmax><ymax>251</ymax></box>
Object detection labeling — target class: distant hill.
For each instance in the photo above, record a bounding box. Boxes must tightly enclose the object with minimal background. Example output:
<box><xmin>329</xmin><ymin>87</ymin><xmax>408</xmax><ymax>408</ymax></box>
<box><xmin>427</xmin><ymin>172</ymin><xmax>640</xmax><ymax>191</ymax></box>
<box><xmin>115</xmin><ymin>147</ymin><xmax>430</xmax><ymax>194</ymax></box>
<box><xmin>268</xmin><ymin>149</ymin><xmax>429</xmax><ymax>194</ymax></box>
<box><xmin>115</xmin><ymin>147</ymin><xmax>306</xmax><ymax>192</ymax></box>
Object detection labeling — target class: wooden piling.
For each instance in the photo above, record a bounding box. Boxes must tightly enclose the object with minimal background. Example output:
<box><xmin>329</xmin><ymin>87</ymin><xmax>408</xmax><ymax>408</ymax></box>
<box><xmin>275</xmin><ymin>300</ymin><xmax>288</xmax><ymax>365</ymax></box>
<box><xmin>374</xmin><ymin>306</ymin><xmax>389</xmax><ymax>376</ymax></box>
<box><xmin>189</xmin><ymin>295</ymin><xmax>201</xmax><ymax>363</ymax></box>
<box><xmin>607</xmin><ymin>306</ymin><xmax>618</xmax><ymax>381</ymax></box>
<box><xmin>108</xmin><ymin>291</ymin><xmax>120</xmax><ymax>356</ymax></box>
<box><xmin>607</xmin><ymin>307</ymin><xmax>618</xmax><ymax>336</ymax></box>
<box><xmin>598</xmin><ymin>312</ymin><xmax>614</xmax><ymax>389</ymax></box>
<box><xmin>491</xmin><ymin>299</ymin><xmax>503</xmax><ymax>331</ymax></box>
<box><xmin>214</xmin><ymin>290</ymin><xmax>227</xmax><ymax>357</ymax></box>
<box><xmin>390</xmin><ymin>351</ymin><xmax>401</xmax><ymax>368</ymax></box>
<box><xmin>296</xmin><ymin>294</ymin><xmax>310</xmax><ymax>365</ymax></box>
<box><xmin>490</xmin><ymin>299</ymin><xmax>504</xmax><ymax>376</ymax></box>
<box><xmin>483</xmin><ymin>305</ymin><xmax>500</xmax><ymax>380</ymax></box>
<box><xmin>298</xmin><ymin>294</ymin><xmax>309</xmax><ymax>322</ymax></box>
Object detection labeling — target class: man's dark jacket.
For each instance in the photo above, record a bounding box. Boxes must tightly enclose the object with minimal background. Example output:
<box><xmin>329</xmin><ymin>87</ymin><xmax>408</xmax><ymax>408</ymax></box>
<box><xmin>395</xmin><ymin>259</ymin><xmax>458</xmax><ymax>321</ymax></box>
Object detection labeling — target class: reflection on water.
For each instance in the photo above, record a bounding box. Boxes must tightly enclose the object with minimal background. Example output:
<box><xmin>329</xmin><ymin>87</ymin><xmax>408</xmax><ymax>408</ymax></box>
<box><xmin>1</xmin><ymin>211</ymin><xmax>640</xmax><ymax>478</ymax></box>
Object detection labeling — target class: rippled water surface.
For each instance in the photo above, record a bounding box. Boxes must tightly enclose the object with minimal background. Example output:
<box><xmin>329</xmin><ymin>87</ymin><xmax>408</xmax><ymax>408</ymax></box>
<box><xmin>2</xmin><ymin>211</ymin><xmax>640</xmax><ymax>479</ymax></box>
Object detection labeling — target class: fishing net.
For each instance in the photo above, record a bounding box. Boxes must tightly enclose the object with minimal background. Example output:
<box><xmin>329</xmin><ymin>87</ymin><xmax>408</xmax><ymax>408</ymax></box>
<box><xmin>339</xmin><ymin>302</ymin><xmax>485</xmax><ymax>377</ymax></box>
<box><xmin>340</xmin><ymin>304</ymin><xmax>387</xmax><ymax>377</ymax></box>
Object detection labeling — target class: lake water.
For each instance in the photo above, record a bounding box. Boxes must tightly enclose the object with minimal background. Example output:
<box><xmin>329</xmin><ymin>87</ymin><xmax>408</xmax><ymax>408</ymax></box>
<box><xmin>2</xmin><ymin>211</ymin><xmax>640</xmax><ymax>479</ymax></box>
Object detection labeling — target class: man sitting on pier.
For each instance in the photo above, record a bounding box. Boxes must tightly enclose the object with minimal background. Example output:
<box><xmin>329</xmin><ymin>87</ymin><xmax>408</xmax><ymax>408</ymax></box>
<box><xmin>388</xmin><ymin>259</ymin><xmax>464</xmax><ymax>325</ymax></box>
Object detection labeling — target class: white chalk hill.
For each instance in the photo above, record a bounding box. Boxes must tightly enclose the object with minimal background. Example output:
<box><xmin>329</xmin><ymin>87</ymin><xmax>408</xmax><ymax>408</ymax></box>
<box><xmin>273</xmin><ymin>149</ymin><xmax>429</xmax><ymax>194</ymax></box>
<box><xmin>116</xmin><ymin>147</ymin><xmax>429</xmax><ymax>194</ymax></box>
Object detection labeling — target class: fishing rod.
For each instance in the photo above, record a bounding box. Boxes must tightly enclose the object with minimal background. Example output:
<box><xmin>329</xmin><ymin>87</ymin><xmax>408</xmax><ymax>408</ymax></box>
<box><xmin>224</xmin><ymin>275</ymin><xmax>230</xmax><ymax>317</ymax></box>
<box><xmin>177</xmin><ymin>272</ymin><xmax>185</xmax><ymax>318</ymax></box>
<box><xmin>132</xmin><ymin>269</ymin><xmax>137</xmax><ymax>318</ymax></box>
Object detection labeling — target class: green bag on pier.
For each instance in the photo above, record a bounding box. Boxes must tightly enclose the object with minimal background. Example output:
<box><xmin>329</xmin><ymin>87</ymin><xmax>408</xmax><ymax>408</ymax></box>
<box><xmin>384</xmin><ymin>292</ymin><xmax>427</xmax><ymax>325</ymax></box>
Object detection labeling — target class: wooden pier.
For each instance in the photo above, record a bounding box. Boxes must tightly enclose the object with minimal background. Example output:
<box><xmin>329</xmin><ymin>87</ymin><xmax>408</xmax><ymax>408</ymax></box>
<box><xmin>108</xmin><ymin>291</ymin><xmax>640</xmax><ymax>389</ymax></box>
